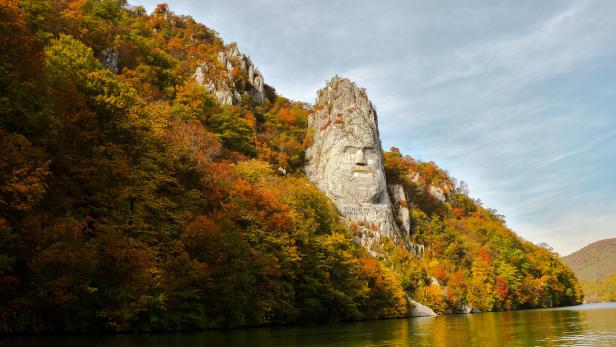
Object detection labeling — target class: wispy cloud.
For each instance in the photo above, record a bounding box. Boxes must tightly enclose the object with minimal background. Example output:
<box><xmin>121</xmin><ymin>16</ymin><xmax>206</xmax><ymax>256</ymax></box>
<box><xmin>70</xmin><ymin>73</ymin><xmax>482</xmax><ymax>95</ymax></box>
<box><xmin>133</xmin><ymin>0</ymin><xmax>616</xmax><ymax>254</ymax></box>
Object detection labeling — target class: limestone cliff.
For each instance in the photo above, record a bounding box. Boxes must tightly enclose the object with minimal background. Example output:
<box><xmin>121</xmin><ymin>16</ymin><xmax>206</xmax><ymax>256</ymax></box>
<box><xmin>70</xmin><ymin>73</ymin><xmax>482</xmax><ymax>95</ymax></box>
<box><xmin>194</xmin><ymin>43</ymin><xmax>265</xmax><ymax>105</ymax></box>
<box><xmin>408</xmin><ymin>171</ymin><xmax>452</xmax><ymax>203</ymax></box>
<box><xmin>305</xmin><ymin>76</ymin><xmax>401</xmax><ymax>248</ymax></box>
<box><xmin>388</xmin><ymin>184</ymin><xmax>411</xmax><ymax>235</ymax></box>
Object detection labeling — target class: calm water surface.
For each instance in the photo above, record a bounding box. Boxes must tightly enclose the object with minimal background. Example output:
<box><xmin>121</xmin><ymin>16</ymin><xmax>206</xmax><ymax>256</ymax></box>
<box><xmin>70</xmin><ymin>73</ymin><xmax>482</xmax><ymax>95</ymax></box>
<box><xmin>3</xmin><ymin>303</ymin><xmax>616</xmax><ymax>347</ymax></box>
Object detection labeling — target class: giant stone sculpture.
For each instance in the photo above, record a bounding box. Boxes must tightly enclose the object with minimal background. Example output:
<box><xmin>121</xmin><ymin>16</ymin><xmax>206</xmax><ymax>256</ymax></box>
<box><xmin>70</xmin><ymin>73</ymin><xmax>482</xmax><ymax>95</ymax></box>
<box><xmin>305</xmin><ymin>76</ymin><xmax>400</xmax><ymax>245</ymax></box>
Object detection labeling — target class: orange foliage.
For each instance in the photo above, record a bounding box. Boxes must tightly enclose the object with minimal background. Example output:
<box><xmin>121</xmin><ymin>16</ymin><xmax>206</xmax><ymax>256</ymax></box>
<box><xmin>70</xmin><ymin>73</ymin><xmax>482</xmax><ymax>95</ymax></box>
<box><xmin>452</xmin><ymin>207</ymin><xmax>464</xmax><ymax>219</ymax></box>
<box><xmin>479</xmin><ymin>247</ymin><xmax>492</xmax><ymax>263</ymax></box>
<box><xmin>0</xmin><ymin>0</ymin><xmax>583</xmax><ymax>333</ymax></box>
<box><xmin>495</xmin><ymin>275</ymin><xmax>509</xmax><ymax>299</ymax></box>
<box><xmin>0</xmin><ymin>0</ymin><xmax>42</xmax><ymax>77</ymax></box>
<box><xmin>278</xmin><ymin>108</ymin><xmax>296</xmax><ymax>127</ymax></box>
<box><xmin>449</xmin><ymin>271</ymin><xmax>466</xmax><ymax>287</ymax></box>
<box><xmin>167</xmin><ymin>37</ymin><xmax>184</xmax><ymax>50</ymax></box>
<box><xmin>433</xmin><ymin>264</ymin><xmax>449</xmax><ymax>285</ymax></box>
<box><xmin>0</xmin><ymin>130</ymin><xmax>50</xmax><ymax>212</ymax></box>
<box><xmin>182</xmin><ymin>215</ymin><xmax>224</xmax><ymax>260</ymax></box>
<box><xmin>165</xmin><ymin>120</ymin><xmax>222</xmax><ymax>167</ymax></box>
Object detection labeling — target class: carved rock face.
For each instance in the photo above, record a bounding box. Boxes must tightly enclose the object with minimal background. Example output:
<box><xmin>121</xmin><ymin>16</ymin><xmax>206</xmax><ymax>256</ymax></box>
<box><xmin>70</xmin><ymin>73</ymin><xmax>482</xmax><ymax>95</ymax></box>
<box><xmin>305</xmin><ymin>76</ymin><xmax>398</xmax><ymax>240</ymax></box>
<box><xmin>326</xmin><ymin>118</ymin><xmax>384</xmax><ymax>204</ymax></box>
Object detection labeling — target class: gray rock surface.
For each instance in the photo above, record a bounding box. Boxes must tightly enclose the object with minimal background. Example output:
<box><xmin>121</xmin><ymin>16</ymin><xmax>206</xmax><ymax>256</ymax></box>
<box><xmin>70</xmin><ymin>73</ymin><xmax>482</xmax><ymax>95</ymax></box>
<box><xmin>429</xmin><ymin>185</ymin><xmax>446</xmax><ymax>202</ymax></box>
<box><xmin>389</xmin><ymin>184</ymin><xmax>411</xmax><ymax>235</ymax></box>
<box><xmin>99</xmin><ymin>48</ymin><xmax>119</xmax><ymax>74</ymax></box>
<box><xmin>409</xmin><ymin>172</ymin><xmax>420</xmax><ymax>184</ymax></box>
<box><xmin>460</xmin><ymin>304</ymin><xmax>481</xmax><ymax>314</ymax></box>
<box><xmin>194</xmin><ymin>43</ymin><xmax>265</xmax><ymax>105</ymax></box>
<box><xmin>194</xmin><ymin>63</ymin><xmax>235</xmax><ymax>105</ymax></box>
<box><xmin>305</xmin><ymin>76</ymin><xmax>399</xmax><ymax>247</ymax></box>
<box><xmin>408</xmin><ymin>170</ymin><xmax>449</xmax><ymax>203</ymax></box>
<box><xmin>411</xmin><ymin>243</ymin><xmax>425</xmax><ymax>257</ymax></box>
<box><xmin>408</xmin><ymin>297</ymin><xmax>437</xmax><ymax>317</ymax></box>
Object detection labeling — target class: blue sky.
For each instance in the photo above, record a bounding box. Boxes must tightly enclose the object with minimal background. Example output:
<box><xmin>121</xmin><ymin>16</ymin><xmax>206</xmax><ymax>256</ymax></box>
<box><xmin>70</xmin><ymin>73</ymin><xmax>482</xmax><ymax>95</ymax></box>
<box><xmin>133</xmin><ymin>0</ymin><xmax>616</xmax><ymax>255</ymax></box>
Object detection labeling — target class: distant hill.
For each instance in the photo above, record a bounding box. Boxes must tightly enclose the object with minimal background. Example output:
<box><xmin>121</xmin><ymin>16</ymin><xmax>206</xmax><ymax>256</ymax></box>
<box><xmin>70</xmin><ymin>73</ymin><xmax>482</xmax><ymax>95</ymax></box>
<box><xmin>563</xmin><ymin>238</ymin><xmax>616</xmax><ymax>282</ymax></box>
<box><xmin>562</xmin><ymin>238</ymin><xmax>616</xmax><ymax>302</ymax></box>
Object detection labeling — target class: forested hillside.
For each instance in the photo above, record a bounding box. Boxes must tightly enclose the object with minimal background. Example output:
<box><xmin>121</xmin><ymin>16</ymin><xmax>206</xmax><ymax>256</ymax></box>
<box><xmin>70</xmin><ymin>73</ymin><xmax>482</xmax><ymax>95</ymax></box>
<box><xmin>0</xmin><ymin>0</ymin><xmax>581</xmax><ymax>333</ymax></box>
<box><xmin>381</xmin><ymin>149</ymin><xmax>582</xmax><ymax>313</ymax></box>
<box><xmin>563</xmin><ymin>238</ymin><xmax>616</xmax><ymax>302</ymax></box>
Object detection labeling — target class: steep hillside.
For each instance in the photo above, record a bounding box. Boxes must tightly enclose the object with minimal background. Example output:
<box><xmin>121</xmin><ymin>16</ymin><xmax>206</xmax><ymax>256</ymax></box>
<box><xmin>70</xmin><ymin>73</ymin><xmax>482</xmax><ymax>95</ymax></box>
<box><xmin>562</xmin><ymin>238</ymin><xmax>616</xmax><ymax>302</ymax></box>
<box><xmin>379</xmin><ymin>149</ymin><xmax>582</xmax><ymax>313</ymax></box>
<box><xmin>0</xmin><ymin>1</ymin><xmax>407</xmax><ymax>333</ymax></box>
<box><xmin>0</xmin><ymin>0</ymin><xmax>581</xmax><ymax>334</ymax></box>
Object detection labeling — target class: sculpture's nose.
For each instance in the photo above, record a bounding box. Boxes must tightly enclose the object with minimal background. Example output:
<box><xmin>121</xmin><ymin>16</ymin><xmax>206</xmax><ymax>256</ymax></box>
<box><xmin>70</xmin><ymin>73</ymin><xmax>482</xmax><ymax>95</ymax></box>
<box><xmin>355</xmin><ymin>149</ymin><xmax>367</xmax><ymax>166</ymax></box>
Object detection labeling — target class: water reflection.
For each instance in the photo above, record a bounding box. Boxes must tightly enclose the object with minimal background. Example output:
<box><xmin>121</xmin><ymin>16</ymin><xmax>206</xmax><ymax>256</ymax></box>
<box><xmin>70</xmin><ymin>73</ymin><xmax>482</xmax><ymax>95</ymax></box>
<box><xmin>2</xmin><ymin>303</ymin><xmax>616</xmax><ymax>347</ymax></box>
<box><xmin>406</xmin><ymin>308</ymin><xmax>587</xmax><ymax>346</ymax></box>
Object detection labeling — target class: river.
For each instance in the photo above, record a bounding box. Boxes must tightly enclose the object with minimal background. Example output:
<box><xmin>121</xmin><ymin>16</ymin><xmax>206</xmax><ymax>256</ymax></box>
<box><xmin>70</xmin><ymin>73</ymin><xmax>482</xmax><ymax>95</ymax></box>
<box><xmin>3</xmin><ymin>303</ymin><xmax>616</xmax><ymax>346</ymax></box>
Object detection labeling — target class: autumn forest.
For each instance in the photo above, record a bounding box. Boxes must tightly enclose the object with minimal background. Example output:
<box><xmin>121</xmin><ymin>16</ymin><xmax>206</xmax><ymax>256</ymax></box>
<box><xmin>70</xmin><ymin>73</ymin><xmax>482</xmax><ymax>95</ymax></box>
<box><xmin>0</xmin><ymin>0</ymin><xmax>582</xmax><ymax>334</ymax></box>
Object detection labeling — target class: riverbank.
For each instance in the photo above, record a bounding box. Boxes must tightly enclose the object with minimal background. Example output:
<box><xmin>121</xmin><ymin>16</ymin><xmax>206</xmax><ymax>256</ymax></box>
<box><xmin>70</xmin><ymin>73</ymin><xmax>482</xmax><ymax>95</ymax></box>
<box><xmin>4</xmin><ymin>303</ymin><xmax>612</xmax><ymax>346</ymax></box>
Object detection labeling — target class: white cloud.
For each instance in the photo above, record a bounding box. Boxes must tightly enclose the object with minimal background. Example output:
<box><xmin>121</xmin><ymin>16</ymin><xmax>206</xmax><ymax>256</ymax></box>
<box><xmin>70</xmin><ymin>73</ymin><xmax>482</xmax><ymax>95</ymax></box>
<box><xmin>131</xmin><ymin>0</ymin><xmax>616</xmax><ymax>254</ymax></box>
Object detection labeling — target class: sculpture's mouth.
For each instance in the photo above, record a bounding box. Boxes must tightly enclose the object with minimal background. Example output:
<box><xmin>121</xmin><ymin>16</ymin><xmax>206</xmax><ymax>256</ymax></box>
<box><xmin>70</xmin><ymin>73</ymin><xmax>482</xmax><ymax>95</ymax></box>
<box><xmin>352</xmin><ymin>165</ymin><xmax>371</xmax><ymax>174</ymax></box>
<box><xmin>344</xmin><ymin>169</ymin><xmax>380</xmax><ymax>203</ymax></box>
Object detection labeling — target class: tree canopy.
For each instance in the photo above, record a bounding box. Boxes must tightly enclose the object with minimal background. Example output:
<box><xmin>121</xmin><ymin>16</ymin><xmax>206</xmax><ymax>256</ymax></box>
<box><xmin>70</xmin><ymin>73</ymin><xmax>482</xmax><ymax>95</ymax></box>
<box><xmin>0</xmin><ymin>0</ymin><xmax>581</xmax><ymax>333</ymax></box>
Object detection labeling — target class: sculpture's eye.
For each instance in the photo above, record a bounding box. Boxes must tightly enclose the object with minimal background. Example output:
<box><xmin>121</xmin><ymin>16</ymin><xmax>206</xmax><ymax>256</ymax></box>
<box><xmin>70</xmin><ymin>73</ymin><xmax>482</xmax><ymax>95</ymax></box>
<box><xmin>344</xmin><ymin>147</ymin><xmax>357</xmax><ymax>161</ymax></box>
<box><xmin>364</xmin><ymin>147</ymin><xmax>377</xmax><ymax>159</ymax></box>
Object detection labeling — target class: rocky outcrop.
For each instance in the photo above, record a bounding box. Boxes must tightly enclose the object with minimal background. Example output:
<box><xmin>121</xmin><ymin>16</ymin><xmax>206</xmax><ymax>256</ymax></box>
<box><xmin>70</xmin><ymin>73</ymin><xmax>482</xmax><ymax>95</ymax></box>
<box><xmin>429</xmin><ymin>185</ymin><xmax>446</xmax><ymax>202</ymax></box>
<box><xmin>305</xmin><ymin>76</ymin><xmax>399</xmax><ymax>247</ymax></box>
<box><xmin>411</xmin><ymin>243</ymin><xmax>425</xmax><ymax>257</ymax></box>
<box><xmin>389</xmin><ymin>184</ymin><xmax>411</xmax><ymax>235</ymax></box>
<box><xmin>409</xmin><ymin>171</ymin><xmax>449</xmax><ymax>203</ymax></box>
<box><xmin>99</xmin><ymin>48</ymin><xmax>119</xmax><ymax>74</ymax></box>
<box><xmin>408</xmin><ymin>297</ymin><xmax>437</xmax><ymax>317</ymax></box>
<box><xmin>460</xmin><ymin>305</ymin><xmax>481</xmax><ymax>314</ymax></box>
<box><xmin>194</xmin><ymin>43</ymin><xmax>265</xmax><ymax>105</ymax></box>
<box><xmin>194</xmin><ymin>63</ymin><xmax>238</xmax><ymax>105</ymax></box>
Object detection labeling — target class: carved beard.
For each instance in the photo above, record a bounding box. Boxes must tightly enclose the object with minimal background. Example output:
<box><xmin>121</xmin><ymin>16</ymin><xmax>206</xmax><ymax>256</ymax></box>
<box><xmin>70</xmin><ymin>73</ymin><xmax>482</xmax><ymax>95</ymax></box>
<box><xmin>342</xmin><ymin>172</ymin><xmax>382</xmax><ymax>203</ymax></box>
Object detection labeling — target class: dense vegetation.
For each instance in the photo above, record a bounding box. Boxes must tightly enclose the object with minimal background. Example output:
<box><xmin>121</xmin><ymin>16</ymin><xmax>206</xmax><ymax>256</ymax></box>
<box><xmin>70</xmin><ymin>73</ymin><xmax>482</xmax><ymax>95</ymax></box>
<box><xmin>581</xmin><ymin>274</ymin><xmax>616</xmax><ymax>302</ymax></box>
<box><xmin>0</xmin><ymin>0</ymin><xmax>581</xmax><ymax>334</ymax></box>
<box><xmin>380</xmin><ymin>149</ymin><xmax>582</xmax><ymax>313</ymax></box>
<box><xmin>562</xmin><ymin>238</ymin><xmax>616</xmax><ymax>302</ymax></box>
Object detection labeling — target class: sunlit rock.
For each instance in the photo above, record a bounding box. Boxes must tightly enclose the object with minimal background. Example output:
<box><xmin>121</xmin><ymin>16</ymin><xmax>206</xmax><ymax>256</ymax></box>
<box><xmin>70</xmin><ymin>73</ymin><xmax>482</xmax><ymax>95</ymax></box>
<box><xmin>194</xmin><ymin>43</ymin><xmax>265</xmax><ymax>105</ymax></box>
<box><xmin>408</xmin><ymin>297</ymin><xmax>438</xmax><ymax>317</ymax></box>
<box><xmin>460</xmin><ymin>304</ymin><xmax>481</xmax><ymax>314</ymax></box>
<box><xmin>305</xmin><ymin>76</ymin><xmax>399</xmax><ymax>246</ymax></box>
<box><xmin>429</xmin><ymin>185</ymin><xmax>446</xmax><ymax>202</ymax></box>
<box><xmin>389</xmin><ymin>184</ymin><xmax>411</xmax><ymax>235</ymax></box>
